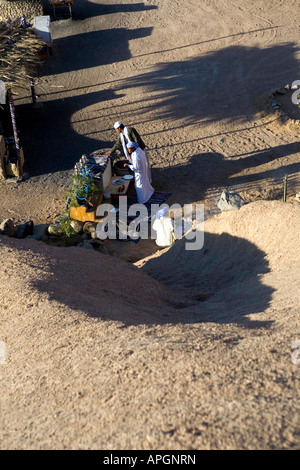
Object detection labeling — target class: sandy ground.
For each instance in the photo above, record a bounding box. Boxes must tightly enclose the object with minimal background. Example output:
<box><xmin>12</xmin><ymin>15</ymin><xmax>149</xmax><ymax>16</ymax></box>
<box><xmin>0</xmin><ymin>0</ymin><xmax>300</xmax><ymax>450</ymax></box>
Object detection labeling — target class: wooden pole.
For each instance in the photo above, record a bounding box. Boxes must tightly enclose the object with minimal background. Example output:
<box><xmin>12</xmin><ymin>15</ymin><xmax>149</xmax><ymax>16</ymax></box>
<box><xmin>7</xmin><ymin>89</ymin><xmax>22</xmax><ymax>178</ymax></box>
<box><xmin>283</xmin><ymin>174</ymin><xmax>287</xmax><ymax>202</ymax></box>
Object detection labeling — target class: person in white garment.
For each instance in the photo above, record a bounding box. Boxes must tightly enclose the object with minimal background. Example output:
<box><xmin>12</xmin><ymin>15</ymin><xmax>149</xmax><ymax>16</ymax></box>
<box><xmin>124</xmin><ymin>142</ymin><xmax>154</xmax><ymax>204</ymax></box>
<box><xmin>152</xmin><ymin>207</ymin><xmax>178</xmax><ymax>247</ymax></box>
<box><xmin>105</xmin><ymin>121</ymin><xmax>152</xmax><ymax>182</ymax></box>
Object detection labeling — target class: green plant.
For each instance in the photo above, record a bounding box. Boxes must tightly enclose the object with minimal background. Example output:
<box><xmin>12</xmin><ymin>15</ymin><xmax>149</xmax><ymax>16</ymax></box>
<box><xmin>64</xmin><ymin>173</ymin><xmax>99</xmax><ymax>207</ymax></box>
<box><xmin>57</xmin><ymin>210</ymin><xmax>75</xmax><ymax>238</ymax></box>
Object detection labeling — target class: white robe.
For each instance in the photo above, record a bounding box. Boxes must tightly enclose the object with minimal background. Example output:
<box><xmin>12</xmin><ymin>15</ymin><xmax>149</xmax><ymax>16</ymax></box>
<box><xmin>120</xmin><ymin>127</ymin><xmax>132</xmax><ymax>162</ymax></box>
<box><xmin>152</xmin><ymin>216</ymin><xmax>176</xmax><ymax>247</ymax></box>
<box><xmin>120</xmin><ymin>128</ymin><xmax>152</xmax><ymax>182</ymax></box>
<box><xmin>128</xmin><ymin>147</ymin><xmax>154</xmax><ymax>204</ymax></box>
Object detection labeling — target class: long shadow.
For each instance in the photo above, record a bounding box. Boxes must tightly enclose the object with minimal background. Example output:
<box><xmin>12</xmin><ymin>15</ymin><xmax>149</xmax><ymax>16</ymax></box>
<box><xmin>139</xmin><ymin>233</ymin><xmax>275</xmax><ymax>328</ymax></box>
<box><xmin>3</xmin><ymin>234</ymin><xmax>274</xmax><ymax>328</ymax></box>
<box><xmin>17</xmin><ymin>89</ymin><xmax>119</xmax><ymax>175</ymax></box>
<box><xmin>15</xmin><ymin>20</ymin><xmax>152</xmax><ymax>175</ymax></box>
<box><xmin>39</xmin><ymin>27</ymin><xmax>153</xmax><ymax>76</ymax></box>
<box><xmin>119</xmin><ymin>43</ymin><xmax>300</xmax><ymax>125</ymax></box>
<box><xmin>42</xmin><ymin>0</ymin><xmax>158</xmax><ymax>21</ymax></box>
<box><xmin>151</xmin><ymin>142</ymin><xmax>300</xmax><ymax>204</ymax></box>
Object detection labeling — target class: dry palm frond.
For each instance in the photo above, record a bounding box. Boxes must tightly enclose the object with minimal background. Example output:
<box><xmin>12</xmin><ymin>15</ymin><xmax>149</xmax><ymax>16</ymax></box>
<box><xmin>0</xmin><ymin>16</ymin><xmax>47</xmax><ymax>89</ymax></box>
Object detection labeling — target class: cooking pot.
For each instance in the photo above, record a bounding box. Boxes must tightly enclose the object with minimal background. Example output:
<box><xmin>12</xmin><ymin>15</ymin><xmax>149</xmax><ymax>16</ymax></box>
<box><xmin>114</xmin><ymin>159</ymin><xmax>134</xmax><ymax>177</ymax></box>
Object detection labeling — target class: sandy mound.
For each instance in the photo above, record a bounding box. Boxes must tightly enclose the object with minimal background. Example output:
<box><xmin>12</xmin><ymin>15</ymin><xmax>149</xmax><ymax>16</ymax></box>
<box><xmin>138</xmin><ymin>200</ymin><xmax>300</xmax><ymax>324</ymax></box>
<box><xmin>1</xmin><ymin>201</ymin><xmax>300</xmax><ymax>450</ymax></box>
<box><xmin>0</xmin><ymin>236</ymin><xmax>183</xmax><ymax>325</ymax></box>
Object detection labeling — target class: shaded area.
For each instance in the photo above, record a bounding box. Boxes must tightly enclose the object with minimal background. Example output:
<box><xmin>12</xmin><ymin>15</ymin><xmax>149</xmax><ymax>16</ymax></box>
<box><xmin>15</xmin><ymin>19</ymin><xmax>152</xmax><ymax>175</ymax></box>
<box><xmin>139</xmin><ymin>232</ymin><xmax>274</xmax><ymax>327</ymax></box>
<box><xmin>39</xmin><ymin>27</ymin><xmax>153</xmax><ymax>76</ymax></box>
<box><xmin>0</xmin><ymin>233</ymin><xmax>274</xmax><ymax>328</ymax></box>
<box><xmin>42</xmin><ymin>0</ymin><xmax>158</xmax><ymax>21</ymax></box>
<box><xmin>15</xmin><ymin>39</ymin><xmax>300</xmax><ymax>178</ymax></box>
<box><xmin>17</xmin><ymin>88</ymin><xmax>118</xmax><ymax>175</ymax></box>
<box><xmin>151</xmin><ymin>142</ymin><xmax>300</xmax><ymax>205</ymax></box>
<box><xmin>120</xmin><ymin>43</ymin><xmax>300</xmax><ymax>125</ymax></box>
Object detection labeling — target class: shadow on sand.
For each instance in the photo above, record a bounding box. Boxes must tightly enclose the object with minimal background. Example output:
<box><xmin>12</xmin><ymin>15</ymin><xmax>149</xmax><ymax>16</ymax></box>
<box><xmin>151</xmin><ymin>141</ymin><xmax>300</xmax><ymax>204</ymax></box>
<box><xmin>42</xmin><ymin>0</ymin><xmax>158</xmax><ymax>21</ymax></box>
<box><xmin>2</xmin><ymin>228</ymin><xmax>274</xmax><ymax>329</ymax></box>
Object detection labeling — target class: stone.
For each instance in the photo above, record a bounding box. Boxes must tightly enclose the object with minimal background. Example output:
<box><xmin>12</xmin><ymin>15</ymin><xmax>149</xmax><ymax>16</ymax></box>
<box><xmin>16</xmin><ymin>220</ymin><xmax>34</xmax><ymax>239</ymax></box>
<box><xmin>48</xmin><ymin>223</ymin><xmax>64</xmax><ymax>236</ymax></box>
<box><xmin>28</xmin><ymin>224</ymin><xmax>49</xmax><ymax>241</ymax></box>
<box><xmin>77</xmin><ymin>240</ymin><xmax>95</xmax><ymax>250</ymax></box>
<box><xmin>83</xmin><ymin>222</ymin><xmax>96</xmax><ymax>233</ymax></box>
<box><xmin>70</xmin><ymin>219</ymin><xmax>84</xmax><ymax>234</ymax></box>
<box><xmin>0</xmin><ymin>218</ymin><xmax>16</xmax><ymax>237</ymax></box>
<box><xmin>217</xmin><ymin>190</ymin><xmax>245</xmax><ymax>211</ymax></box>
<box><xmin>274</xmin><ymin>87</ymin><xmax>286</xmax><ymax>95</ymax></box>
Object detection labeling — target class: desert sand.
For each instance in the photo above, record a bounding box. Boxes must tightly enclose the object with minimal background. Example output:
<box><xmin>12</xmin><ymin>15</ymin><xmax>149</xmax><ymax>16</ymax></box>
<box><xmin>0</xmin><ymin>0</ymin><xmax>300</xmax><ymax>450</ymax></box>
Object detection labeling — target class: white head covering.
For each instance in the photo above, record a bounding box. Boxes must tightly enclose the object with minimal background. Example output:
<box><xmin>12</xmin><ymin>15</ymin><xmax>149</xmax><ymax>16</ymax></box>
<box><xmin>127</xmin><ymin>141</ymin><xmax>138</xmax><ymax>149</ymax></box>
<box><xmin>114</xmin><ymin>121</ymin><xmax>122</xmax><ymax>129</ymax></box>
<box><xmin>156</xmin><ymin>206</ymin><xmax>169</xmax><ymax>219</ymax></box>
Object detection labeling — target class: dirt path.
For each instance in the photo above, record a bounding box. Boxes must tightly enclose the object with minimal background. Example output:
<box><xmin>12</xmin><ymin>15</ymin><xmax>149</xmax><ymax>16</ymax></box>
<box><xmin>1</xmin><ymin>0</ymin><xmax>300</xmax><ymax>224</ymax></box>
<box><xmin>1</xmin><ymin>0</ymin><xmax>300</xmax><ymax>450</ymax></box>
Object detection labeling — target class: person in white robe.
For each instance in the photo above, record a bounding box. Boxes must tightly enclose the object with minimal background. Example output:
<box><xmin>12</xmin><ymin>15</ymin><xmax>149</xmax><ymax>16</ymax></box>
<box><xmin>106</xmin><ymin>122</ymin><xmax>152</xmax><ymax>182</ymax></box>
<box><xmin>152</xmin><ymin>207</ymin><xmax>178</xmax><ymax>247</ymax></box>
<box><xmin>124</xmin><ymin>142</ymin><xmax>154</xmax><ymax>204</ymax></box>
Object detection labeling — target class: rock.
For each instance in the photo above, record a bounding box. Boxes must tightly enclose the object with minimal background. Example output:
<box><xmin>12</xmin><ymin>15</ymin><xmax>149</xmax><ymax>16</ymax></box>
<box><xmin>28</xmin><ymin>224</ymin><xmax>49</xmax><ymax>241</ymax></box>
<box><xmin>90</xmin><ymin>231</ymin><xmax>100</xmax><ymax>239</ymax></box>
<box><xmin>77</xmin><ymin>240</ymin><xmax>96</xmax><ymax>250</ymax></box>
<box><xmin>291</xmin><ymin>83</ymin><xmax>300</xmax><ymax>90</ymax></box>
<box><xmin>16</xmin><ymin>220</ymin><xmax>34</xmax><ymax>239</ymax></box>
<box><xmin>83</xmin><ymin>222</ymin><xmax>96</xmax><ymax>233</ymax></box>
<box><xmin>217</xmin><ymin>190</ymin><xmax>245</xmax><ymax>211</ymax></box>
<box><xmin>70</xmin><ymin>220</ymin><xmax>84</xmax><ymax>234</ymax></box>
<box><xmin>0</xmin><ymin>218</ymin><xmax>16</xmax><ymax>237</ymax></box>
<box><xmin>271</xmin><ymin>101</ymin><xmax>280</xmax><ymax>109</ymax></box>
<box><xmin>48</xmin><ymin>223</ymin><xmax>64</xmax><ymax>236</ymax></box>
<box><xmin>274</xmin><ymin>87</ymin><xmax>286</xmax><ymax>95</ymax></box>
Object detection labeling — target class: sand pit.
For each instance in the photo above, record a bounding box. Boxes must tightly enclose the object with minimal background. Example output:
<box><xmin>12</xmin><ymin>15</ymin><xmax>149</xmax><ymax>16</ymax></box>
<box><xmin>0</xmin><ymin>0</ymin><xmax>300</xmax><ymax>451</ymax></box>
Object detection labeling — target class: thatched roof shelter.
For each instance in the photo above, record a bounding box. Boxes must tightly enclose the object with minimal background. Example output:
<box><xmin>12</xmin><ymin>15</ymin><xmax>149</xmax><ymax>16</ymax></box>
<box><xmin>0</xmin><ymin>16</ymin><xmax>47</xmax><ymax>89</ymax></box>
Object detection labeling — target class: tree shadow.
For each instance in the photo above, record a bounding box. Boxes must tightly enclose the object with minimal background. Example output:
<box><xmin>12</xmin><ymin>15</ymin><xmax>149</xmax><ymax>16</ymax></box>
<box><xmin>17</xmin><ymin>88</ymin><xmax>120</xmax><ymax>175</ymax></box>
<box><xmin>14</xmin><ymin>18</ymin><xmax>152</xmax><ymax>175</ymax></box>
<box><xmin>119</xmin><ymin>43</ymin><xmax>300</xmax><ymax>125</ymax></box>
<box><xmin>41</xmin><ymin>0</ymin><xmax>158</xmax><ymax>21</ymax></box>
<box><xmin>39</xmin><ymin>27</ymin><xmax>153</xmax><ymax>77</ymax></box>
<box><xmin>151</xmin><ymin>141</ymin><xmax>300</xmax><ymax>205</ymax></box>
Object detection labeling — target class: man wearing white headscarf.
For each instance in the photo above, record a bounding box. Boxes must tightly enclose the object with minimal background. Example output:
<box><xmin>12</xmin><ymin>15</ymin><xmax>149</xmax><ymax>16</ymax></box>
<box><xmin>124</xmin><ymin>142</ymin><xmax>154</xmax><ymax>204</ymax></box>
<box><xmin>152</xmin><ymin>206</ymin><xmax>178</xmax><ymax>247</ymax></box>
<box><xmin>106</xmin><ymin>121</ymin><xmax>152</xmax><ymax>182</ymax></box>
